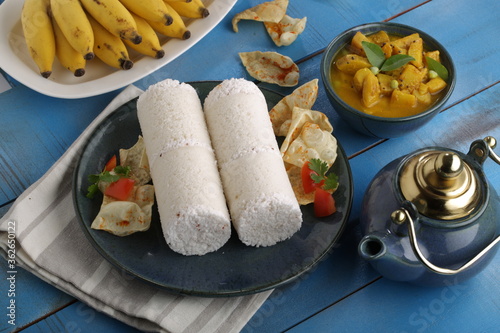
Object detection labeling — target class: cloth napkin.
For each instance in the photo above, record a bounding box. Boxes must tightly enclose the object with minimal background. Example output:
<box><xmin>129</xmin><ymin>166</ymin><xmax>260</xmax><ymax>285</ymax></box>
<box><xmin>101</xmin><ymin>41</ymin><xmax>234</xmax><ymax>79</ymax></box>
<box><xmin>0</xmin><ymin>85</ymin><xmax>272</xmax><ymax>333</ymax></box>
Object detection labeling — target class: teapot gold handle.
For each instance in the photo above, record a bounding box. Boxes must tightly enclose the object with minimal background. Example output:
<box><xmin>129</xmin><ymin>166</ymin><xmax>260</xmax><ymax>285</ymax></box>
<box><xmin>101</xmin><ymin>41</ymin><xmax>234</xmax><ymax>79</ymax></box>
<box><xmin>392</xmin><ymin>207</ymin><xmax>500</xmax><ymax>275</ymax></box>
<box><xmin>484</xmin><ymin>136</ymin><xmax>500</xmax><ymax>164</ymax></box>
<box><xmin>469</xmin><ymin>136</ymin><xmax>500</xmax><ymax>165</ymax></box>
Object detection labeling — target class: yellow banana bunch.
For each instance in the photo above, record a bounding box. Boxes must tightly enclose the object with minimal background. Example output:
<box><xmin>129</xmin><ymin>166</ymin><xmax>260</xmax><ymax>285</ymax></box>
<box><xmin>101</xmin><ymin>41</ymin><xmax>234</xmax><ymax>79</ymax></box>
<box><xmin>21</xmin><ymin>0</ymin><xmax>211</xmax><ymax>76</ymax></box>
<box><xmin>50</xmin><ymin>0</ymin><xmax>94</xmax><ymax>61</ymax></box>
<box><xmin>21</xmin><ymin>0</ymin><xmax>55</xmax><ymax>78</ymax></box>
<box><xmin>88</xmin><ymin>15</ymin><xmax>134</xmax><ymax>70</ymax></box>
<box><xmin>119</xmin><ymin>0</ymin><xmax>174</xmax><ymax>26</ymax></box>
<box><xmin>149</xmin><ymin>2</ymin><xmax>190</xmax><ymax>40</ymax></box>
<box><xmin>52</xmin><ymin>18</ymin><xmax>86</xmax><ymax>77</ymax></box>
<box><xmin>80</xmin><ymin>0</ymin><xmax>142</xmax><ymax>45</ymax></box>
<box><xmin>124</xmin><ymin>12</ymin><xmax>165</xmax><ymax>59</ymax></box>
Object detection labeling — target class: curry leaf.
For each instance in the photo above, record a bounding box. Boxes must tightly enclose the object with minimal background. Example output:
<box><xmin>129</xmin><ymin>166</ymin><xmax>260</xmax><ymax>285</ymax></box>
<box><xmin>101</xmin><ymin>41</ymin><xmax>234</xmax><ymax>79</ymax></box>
<box><xmin>425</xmin><ymin>56</ymin><xmax>448</xmax><ymax>81</ymax></box>
<box><xmin>361</xmin><ymin>41</ymin><xmax>415</xmax><ymax>72</ymax></box>
<box><xmin>361</xmin><ymin>41</ymin><xmax>385</xmax><ymax>69</ymax></box>
<box><xmin>380</xmin><ymin>54</ymin><xmax>415</xmax><ymax>71</ymax></box>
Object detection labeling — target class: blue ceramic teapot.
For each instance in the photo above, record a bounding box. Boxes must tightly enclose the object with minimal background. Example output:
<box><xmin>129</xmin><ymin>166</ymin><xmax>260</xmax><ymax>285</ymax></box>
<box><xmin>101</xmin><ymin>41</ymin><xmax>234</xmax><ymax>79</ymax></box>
<box><xmin>358</xmin><ymin>137</ymin><xmax>500</xmax><ymax>286</ymax></box>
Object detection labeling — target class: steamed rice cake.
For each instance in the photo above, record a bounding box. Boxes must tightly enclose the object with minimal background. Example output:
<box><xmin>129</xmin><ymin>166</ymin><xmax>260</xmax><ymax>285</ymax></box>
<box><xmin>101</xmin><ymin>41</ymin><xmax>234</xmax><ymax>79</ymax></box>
<box><xmin>137</xmin><ymin>79</ymin><xmax>231</xmax><ymax>256</ymax></box>
<box><xmin>204</xmin><ymin>78</ymin><xmax>303</xmax><ymax>247</ymax></box>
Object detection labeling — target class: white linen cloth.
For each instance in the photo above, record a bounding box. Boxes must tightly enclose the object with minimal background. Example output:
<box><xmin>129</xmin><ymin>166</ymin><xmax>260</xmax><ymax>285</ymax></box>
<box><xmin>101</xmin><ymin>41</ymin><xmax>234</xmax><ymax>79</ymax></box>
<box><xmin>0</xmin><ymin>85</ymin><xmax>272</xmax><ymax>333</ymax></box>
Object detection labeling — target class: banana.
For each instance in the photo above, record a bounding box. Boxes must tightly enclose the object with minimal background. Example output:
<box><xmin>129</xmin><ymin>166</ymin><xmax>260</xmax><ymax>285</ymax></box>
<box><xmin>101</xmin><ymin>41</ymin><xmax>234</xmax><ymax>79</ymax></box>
<box><xmin>21</xmin><ymin>0</ymin><xmax>55</xmax><ymax>78</ymax></box>
<box><xmin>50</xmin><ymin>0</ymin><xmax>94</xmax><ymax>60</ymax></box>
<box><xmin>88</xmin><ymin>15</ymin><xmax>133</xmax><ymax>70</ymax></box>
<box><xmin>52</xmin><ymin>17</ymin><xmax>86</xmax><ymax>76</ymax></box>
<box><xmin>165</xmin><ymin>0</ymin><xmax>209</xmax><ymax>18</ymax></box>
<box><xmin>149</xmin><ymin>2</ymin><xmax>190</xmax><ymax>40</ymax></box>
<box><xmin>119</xmin><ymin>0</ymin><xmax>173</xmax><ymax>26</ymax></box>
<box><xmin>124</xmin><ymin>12</ymin><xmax>165</xmax><ymax>59</ymax></box>
<box><xmin>80</xmin><ymin>0</ymin><xmax>142</xmax><ymax>45</ymax></box>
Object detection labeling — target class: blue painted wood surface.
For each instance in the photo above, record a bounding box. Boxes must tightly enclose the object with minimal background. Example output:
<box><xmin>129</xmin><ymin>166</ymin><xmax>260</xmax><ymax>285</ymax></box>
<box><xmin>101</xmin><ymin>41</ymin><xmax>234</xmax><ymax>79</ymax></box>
<box><xmin>0</xmin><ymin>0</ymin><xmax>498</xmax><ymax>332</ymax></box>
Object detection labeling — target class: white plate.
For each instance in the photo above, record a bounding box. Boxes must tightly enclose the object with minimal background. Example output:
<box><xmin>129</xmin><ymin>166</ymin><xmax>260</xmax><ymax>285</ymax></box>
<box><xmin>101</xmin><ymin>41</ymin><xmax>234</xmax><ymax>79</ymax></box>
<box><xmin>0</xmin><ymin>0</ymin><xmax>236</xmax><ymax>99</ymax></box>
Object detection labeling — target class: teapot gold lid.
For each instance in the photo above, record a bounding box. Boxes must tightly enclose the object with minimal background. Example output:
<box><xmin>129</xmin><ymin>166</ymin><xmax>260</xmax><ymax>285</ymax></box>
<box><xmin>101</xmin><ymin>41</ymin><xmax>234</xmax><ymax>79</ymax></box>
<box><xmin>399</xmin><ymin>149</ymin><xmax>482</xmax><ymax>220</ymax></box>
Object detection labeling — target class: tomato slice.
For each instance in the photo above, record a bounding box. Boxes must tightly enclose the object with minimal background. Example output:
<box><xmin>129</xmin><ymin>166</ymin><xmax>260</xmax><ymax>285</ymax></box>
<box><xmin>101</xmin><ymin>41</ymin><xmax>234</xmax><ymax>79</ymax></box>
<box><xmin>301</xmin><ymin>161</ymin><xmax>324</xmax><ymax>194</ymax></box>
<box><xmin>104</xmin><ymin>178</ymin><xmax>135</xmax><ymax>201</ymax></box>
<box><xmin>104</xmin><ymin>155</ymin><xmax>117</xmax><ymax>172</ymax></box>
<box><xmin>314</xmin><ymin>188</ymin><xmax>336</xmax><ymax>217</ymax></box>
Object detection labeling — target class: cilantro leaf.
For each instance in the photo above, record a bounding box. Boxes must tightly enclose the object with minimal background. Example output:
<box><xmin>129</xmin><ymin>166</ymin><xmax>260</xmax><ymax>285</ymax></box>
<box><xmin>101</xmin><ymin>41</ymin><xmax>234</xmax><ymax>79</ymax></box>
<box><xmin>323</xmin><ymin>173</ymin><xmax>339</xmax><ymax>191</ymax></box>
<box><xmin>86</xmin><ymin>183</ymin><xmax>100</xmax><ymax>199</ymax></box>
<box><xmin>86</xmin><ymin>165</ymin><xmax>131</xmax><ymax>199</ymax></box>
<box><xmin>98</xmin><ymin>171</ymin><xmax>120</xmax><ymax>183</ymax></box>
<box><xmin>114</xmin><ymin>165</ymin><xmax>131</xmax><ymax>177</ymax></box>
<box><xmin>310</xmin><ymin>173</ymin><xmax>324</xmax><ymax>184</ymax></box>
<box><xmin>309</xmin><ymin>158</ymin><xmax>328</xmax><ymax>181</ymax></box>
<box><xmin>307</xmin><ymin>158</ymin><xmax>339</xmax><ymax>191</ymax></box>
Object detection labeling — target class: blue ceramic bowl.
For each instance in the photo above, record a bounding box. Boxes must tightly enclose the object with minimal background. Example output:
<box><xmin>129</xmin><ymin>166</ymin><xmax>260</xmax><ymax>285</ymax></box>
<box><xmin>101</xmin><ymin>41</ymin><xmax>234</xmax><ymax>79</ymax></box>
<box><xmin>321</xmin><ymin>22</ymin><xmax>456</xmax><ymax>138</ymax></box>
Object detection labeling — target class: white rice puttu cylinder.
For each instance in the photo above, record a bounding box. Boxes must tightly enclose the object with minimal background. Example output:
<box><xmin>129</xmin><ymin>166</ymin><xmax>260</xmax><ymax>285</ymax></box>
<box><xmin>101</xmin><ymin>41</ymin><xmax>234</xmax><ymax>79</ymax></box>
<box><xmin>137</xmin><ymin>79</ymin><xmax>231</xmax><ymax>256</ymax></box>
<box><xmin>136</xmin><ymin>79</ymin><xmax>213</xmax><ymax>167</ymax></box>
<box><xmin>204</xmin><ymin>78</ymin><xmax>303</xmax><ymax>247</ymax></box>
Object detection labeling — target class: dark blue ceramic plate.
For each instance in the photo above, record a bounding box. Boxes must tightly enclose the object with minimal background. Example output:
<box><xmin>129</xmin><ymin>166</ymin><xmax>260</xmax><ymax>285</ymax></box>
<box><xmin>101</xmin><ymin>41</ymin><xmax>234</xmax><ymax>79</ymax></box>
<box><xmin>73</xmin><ymin>81</ymin><xmax>353</xmax><ymax>297</ymax></box>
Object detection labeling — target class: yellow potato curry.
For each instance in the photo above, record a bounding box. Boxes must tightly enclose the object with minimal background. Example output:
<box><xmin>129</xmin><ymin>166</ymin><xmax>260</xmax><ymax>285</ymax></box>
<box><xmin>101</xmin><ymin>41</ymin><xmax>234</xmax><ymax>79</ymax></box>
<box><xmin>330</xmin><ymin>30</ymin><xmax>448</xmax><ymax>118</ymax></box>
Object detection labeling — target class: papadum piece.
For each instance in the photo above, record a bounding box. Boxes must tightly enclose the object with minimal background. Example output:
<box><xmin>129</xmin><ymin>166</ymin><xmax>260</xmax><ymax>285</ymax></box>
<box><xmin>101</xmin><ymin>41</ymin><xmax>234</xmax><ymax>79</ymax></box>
<box><xmin>239</xmin><ymin>51</ymin><xmax>299</xmax><ymax>87</ymax></box>
<box><xmin>119</xmin><ymin>136</ymin><xmax>151</xmax><ymax>185</ymax></box>
<box><xmin>280</xmin><ymin>107</ymin><xmax>333</xmax><ymax>161</ymax></box>
<box><xmin>282</xmin><ymin>121</ymin><xmax>338</xmax><ymax>168</ymax></box>
<box><xmin>281</xmin><ymin>108</ymin><xmax>338</xmax><ymax>205</ymax></box>
<box><xmin>269</xmin><ymin>79</ymin><xmax>318</xmax><ymax>136</ymax></box>
<box><xmin>91</xmin><ymin>185</ymin><xmax>155</xmax><ymax>236</ymax></box>
<box><xmin>264</xmin><ymin>15</ymin><xmax>307</xmax><ymax>47</ymax></box>
<box><xmin>232</xmin><ymin>0</ymin><xmax>289</xmax><ymax>33</ymax></box>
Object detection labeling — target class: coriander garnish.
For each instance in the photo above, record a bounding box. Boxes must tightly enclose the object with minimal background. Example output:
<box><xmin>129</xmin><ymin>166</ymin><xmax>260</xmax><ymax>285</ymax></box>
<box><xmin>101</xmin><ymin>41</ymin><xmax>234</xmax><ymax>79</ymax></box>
<box><xmin>86</xmin><ymin>165</ymin><xmax>131</xmax><ymax>199</ymax></box>
<box><xmin>309</xmin><ymin>158</ymin><xmax>339</xmax><ymax>191</ymax></box>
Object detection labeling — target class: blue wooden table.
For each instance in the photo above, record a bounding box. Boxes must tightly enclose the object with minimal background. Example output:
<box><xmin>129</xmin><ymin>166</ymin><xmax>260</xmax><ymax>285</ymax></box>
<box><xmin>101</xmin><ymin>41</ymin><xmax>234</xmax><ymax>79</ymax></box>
<box><xmin>1</xmin><ymin>0</ymin><xmax>499</xmax><ymax>332</ymax></box>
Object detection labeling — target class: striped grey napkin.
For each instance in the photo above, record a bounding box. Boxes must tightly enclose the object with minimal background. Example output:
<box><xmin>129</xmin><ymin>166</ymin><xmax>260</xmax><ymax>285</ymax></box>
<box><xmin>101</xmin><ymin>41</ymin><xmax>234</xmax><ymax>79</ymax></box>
<box><xmin>0</xmin><ymin>85</ymin><xmax>271</xmax><ymax>333</ymax></box>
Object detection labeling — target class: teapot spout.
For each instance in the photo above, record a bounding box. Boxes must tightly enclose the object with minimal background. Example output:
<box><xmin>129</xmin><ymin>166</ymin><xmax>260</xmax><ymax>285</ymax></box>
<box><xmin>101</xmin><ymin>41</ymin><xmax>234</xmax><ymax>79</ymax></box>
<box><xmin>358</xmin><ymin>235</ymin><xmax>386</xmax><ymax>261</ymax></box>
<box><xmin>358</xmin><ymin>234</ymin><xmax>419</xmax><ymax>282</ymax></box>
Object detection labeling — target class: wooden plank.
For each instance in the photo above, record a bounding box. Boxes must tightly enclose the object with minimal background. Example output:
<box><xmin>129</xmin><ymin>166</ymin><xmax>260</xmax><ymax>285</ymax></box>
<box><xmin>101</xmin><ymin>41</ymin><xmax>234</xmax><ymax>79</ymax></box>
<box><xmin>22</xmin><ymin>302</ymin><xmax>140</xmax><ymax>333</ymax></box>
<box><xmin>0</xmin><ymin>264</ymin><xmax>74</xmax><ymax>331</ymax></box>
<box><xmin>288</xmin><ymin>258</ymin><xmax>499</xmax><ymax>333</ymax></box>
<box><xmin>0</xmin><ymin>86</ymin><xmax>118</xmax><ymax>204</ymax></box>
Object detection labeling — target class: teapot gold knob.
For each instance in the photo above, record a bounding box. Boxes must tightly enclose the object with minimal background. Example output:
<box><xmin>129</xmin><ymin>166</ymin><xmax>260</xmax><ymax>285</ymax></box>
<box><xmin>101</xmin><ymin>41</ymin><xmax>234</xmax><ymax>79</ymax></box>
<box><xmin>435</xmin><ymin>152</ymin><xmax>463</xmax><ymax>179</ymax></box>
<box><xmin>391</xmin><ymin>210</ymin><xmax>406</xmax><ymax>225</ymax></box>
